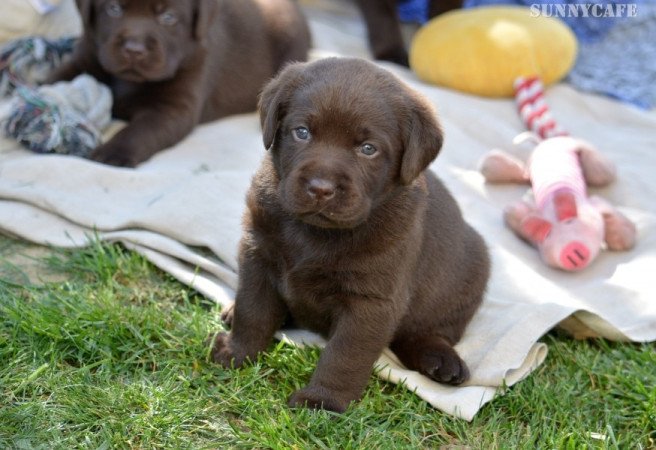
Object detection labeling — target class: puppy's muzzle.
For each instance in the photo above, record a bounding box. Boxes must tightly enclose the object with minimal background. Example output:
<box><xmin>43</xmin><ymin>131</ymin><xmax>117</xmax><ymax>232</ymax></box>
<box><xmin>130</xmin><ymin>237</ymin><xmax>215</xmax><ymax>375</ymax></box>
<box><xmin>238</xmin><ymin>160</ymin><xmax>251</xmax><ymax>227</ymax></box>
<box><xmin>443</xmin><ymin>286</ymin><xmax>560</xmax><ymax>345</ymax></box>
<box><xmin>121</xmin><ymin>37</ymin><xmax>147</xmax><ymax>61</ymax></box>
<box><xmin>306</xmin><ymin>178</ymin><xmax>336</xmax><ymax>202</ymax></box>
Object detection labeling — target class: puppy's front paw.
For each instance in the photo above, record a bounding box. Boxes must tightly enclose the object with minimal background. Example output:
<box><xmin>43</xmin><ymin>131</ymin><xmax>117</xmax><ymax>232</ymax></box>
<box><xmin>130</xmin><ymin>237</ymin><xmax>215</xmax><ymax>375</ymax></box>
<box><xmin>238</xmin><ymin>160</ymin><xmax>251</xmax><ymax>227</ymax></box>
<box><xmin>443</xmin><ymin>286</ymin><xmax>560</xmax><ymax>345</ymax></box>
<box><xmin>207</xmin><ymin>332</ymin><xmax>247</xmax><ymax>368</ymax></box>
<box><xmin>421</xmin><ymin>348</ymin><xmax>470</xmax><ymax>385</ymax></box>
<box><xmin>89</xmin><ymin>143</ymin><xmax>139</xmax><ymax>167</ymax></box>
<box><xmin>288</xmin><ymin>385</ymin><xmax>350</xmax><ymax>413</ymax></box>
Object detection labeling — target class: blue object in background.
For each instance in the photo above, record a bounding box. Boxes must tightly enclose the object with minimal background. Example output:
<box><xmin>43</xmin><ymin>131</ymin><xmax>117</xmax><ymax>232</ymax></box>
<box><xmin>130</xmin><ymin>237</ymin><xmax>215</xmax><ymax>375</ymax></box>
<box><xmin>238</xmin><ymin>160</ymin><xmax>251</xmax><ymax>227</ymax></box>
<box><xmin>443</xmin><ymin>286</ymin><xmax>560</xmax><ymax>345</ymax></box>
<box><xmin>402</xmin><ymin>0</ymin><xmax>656</xmax><ymax>109</ymax></box>
<box><xmin>565</xmin><ymin>2</ymin><xmax>656</xmax><ymax>109</ymax></box>
<box><xmin>461</xmin><ymin>0</ymin><xmax>651</xmax><ymax>43</ymax></box>
<box><xmin>398</xmin><ymin>0</ymin><xmax>430</xmax><ymax>23</ymax></box>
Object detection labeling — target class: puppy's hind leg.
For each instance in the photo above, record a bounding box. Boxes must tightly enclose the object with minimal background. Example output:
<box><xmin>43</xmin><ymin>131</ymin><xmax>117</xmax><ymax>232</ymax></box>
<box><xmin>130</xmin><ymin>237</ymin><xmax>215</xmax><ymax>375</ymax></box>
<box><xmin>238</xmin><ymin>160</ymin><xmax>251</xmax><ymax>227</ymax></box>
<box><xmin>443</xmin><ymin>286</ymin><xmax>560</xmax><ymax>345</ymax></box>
<box><xmin>390</xmin><ymin>334</ymin><xmax>470</xmax><ymax>385</ymax></box>
<box><xmin>355</xmin><ymin>0</ymin><xmax>409</xmax><ymax>66</ymax></box>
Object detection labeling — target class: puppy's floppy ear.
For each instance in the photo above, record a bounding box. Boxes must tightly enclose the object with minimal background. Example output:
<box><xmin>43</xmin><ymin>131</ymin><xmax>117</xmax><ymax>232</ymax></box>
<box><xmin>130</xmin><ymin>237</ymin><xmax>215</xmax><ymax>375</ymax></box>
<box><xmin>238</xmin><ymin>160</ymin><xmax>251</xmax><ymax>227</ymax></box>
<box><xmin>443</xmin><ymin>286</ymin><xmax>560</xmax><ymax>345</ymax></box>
<box><xmin>194</xmin><ymin>0</ymin><xmax>218</xmax><ymax>42</ymax></box>
<box><xmin>259</xmin><ymin>62</ymin><xmax>305</xmax><ymax>150</ymax></box>
<box><xmin>75</xmin><ymin>0</ymin><xmax>94</xmax><ymax>30</ymax></box>
<box><xmin>400</xmin><ymin>94</ymin><xmax>443</xmax><ymax>185</ymax></box>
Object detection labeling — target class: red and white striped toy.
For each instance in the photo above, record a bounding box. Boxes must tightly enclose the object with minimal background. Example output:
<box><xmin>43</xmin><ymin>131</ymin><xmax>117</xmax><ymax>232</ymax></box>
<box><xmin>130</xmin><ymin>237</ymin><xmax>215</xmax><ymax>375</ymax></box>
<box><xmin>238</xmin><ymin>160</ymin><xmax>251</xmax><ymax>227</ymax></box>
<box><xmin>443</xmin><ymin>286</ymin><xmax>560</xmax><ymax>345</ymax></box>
<box><xmin>514</xmin><ymin>76</ymin><xmax>568</xmax><ymax>139</ymax></box>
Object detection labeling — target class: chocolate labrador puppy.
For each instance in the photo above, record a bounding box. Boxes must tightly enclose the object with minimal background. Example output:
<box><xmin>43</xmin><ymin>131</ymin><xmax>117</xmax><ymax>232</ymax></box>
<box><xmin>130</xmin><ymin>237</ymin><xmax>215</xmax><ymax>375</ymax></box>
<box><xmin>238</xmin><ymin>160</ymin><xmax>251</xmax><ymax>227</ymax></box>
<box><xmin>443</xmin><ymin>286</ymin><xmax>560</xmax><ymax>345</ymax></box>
<box><xmin>209</xmin><ymin>57</ymin><xmax>490</xmax><ymax>412</ymax></box>
<box><xmin>356</xmin><ymin>0</ymin><xmax>462</xmax><ymax>66</ymax></box>
<box><xmin>48</xmin><ymin>0</ymin><xmax>311</xmax><ymax>167</ymax></box>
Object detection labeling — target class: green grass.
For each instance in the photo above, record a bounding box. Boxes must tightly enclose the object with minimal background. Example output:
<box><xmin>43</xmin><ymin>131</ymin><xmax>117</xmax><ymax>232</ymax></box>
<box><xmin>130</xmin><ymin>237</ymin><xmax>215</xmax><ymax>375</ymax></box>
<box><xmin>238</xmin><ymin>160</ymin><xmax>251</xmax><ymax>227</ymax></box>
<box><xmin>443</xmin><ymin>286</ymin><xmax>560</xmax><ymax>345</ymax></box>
<box><xmin>0</xmin><ymin>238</ymin><xmax>654</xmax><ymax>449</ymax></box>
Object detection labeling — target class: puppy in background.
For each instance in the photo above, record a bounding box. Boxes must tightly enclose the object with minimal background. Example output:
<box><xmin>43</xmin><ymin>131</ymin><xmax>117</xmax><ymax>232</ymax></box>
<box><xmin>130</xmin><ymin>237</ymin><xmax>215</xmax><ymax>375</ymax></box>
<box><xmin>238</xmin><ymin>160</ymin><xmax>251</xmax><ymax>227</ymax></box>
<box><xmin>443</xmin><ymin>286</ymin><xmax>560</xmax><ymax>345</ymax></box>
<box><xmin>48</xmin><ymin>0</ymin><xmax>311</xmax><ymax>167</ymax></box>
<box><xmin>355</xmin><ymin>0</ymin><xmax>462</xmax><ymax>66</ymax></box>
<box><xmin>210</xmin><ymin>57</ymin><xmax>490</xmax><ymax>412</ymax></box>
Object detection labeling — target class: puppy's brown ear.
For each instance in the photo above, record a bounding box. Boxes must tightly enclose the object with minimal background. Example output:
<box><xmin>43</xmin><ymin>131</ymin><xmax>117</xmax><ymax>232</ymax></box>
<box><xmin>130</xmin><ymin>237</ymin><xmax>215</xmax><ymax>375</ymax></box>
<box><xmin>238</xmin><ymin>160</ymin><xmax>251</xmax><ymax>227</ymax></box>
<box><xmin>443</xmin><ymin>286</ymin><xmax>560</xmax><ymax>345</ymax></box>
<box><xmin>259</xmin><ymin>63</ymin><xmax>305</xmax><ymax>150</ymax></box>
<box><xmin>194</xmin><ymin>0</ymin><xmax>218</xmax><ymax>41</ymax></box>
<box><xmin>400</xmin><ymin>95</ymin><xmax>443</xmax><ymax>185</ymax></box>
<box><xmin>75</xmin><ymin>0</ymin><xmax>94</xmax><ymax>30</ymax></box>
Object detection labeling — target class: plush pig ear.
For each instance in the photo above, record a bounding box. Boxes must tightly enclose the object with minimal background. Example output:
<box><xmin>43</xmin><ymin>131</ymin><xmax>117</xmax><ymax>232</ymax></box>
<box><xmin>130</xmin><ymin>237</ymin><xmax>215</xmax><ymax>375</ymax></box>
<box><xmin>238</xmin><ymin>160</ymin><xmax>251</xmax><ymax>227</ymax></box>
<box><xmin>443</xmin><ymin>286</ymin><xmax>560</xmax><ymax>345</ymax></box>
<box><xmin>400</xmin><ymin>93</ymin><xmax>443</xmax><ymax>185</ymax></box>
<box><xmin>575</xmin><ymin>139</ymin><xmax>616</xmax><ymax>187</ymax></box>
<box><xmin>553</xmin><ymin>190</ymin><xmax>578</xmax><ymax>222</ymax></box>
<box><xmin>520</xmin><ymin>215</ymin><xmax>553</xmax><ymax>244</ymax></box>
<box><xmin>258</xmin><ymin>62</ymin><xmax>305</xmax><ymax>150</ymax></box>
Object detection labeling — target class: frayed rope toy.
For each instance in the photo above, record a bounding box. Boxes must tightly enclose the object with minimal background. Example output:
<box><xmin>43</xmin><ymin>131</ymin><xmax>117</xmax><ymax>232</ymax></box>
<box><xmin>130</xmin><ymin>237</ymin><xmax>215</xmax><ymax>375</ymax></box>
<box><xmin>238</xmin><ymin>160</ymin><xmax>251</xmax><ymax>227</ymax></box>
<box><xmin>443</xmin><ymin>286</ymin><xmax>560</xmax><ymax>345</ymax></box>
<box><xmin>0</xmin><ymin>36</ymin><xmax>76</xmax><ymax>97</ymax></box>
<box><xmin>0</xmin><ymin>36</ymin><xmax>112</xmax><ymax>156</ymax></box>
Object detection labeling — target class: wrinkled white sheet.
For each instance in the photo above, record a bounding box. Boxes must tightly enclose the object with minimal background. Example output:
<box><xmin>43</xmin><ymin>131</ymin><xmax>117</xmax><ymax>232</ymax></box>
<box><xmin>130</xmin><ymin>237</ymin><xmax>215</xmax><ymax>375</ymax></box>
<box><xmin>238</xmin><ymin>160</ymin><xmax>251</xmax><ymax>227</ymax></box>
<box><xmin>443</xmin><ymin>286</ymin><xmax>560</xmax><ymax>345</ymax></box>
<box><xmin>1</xmin><ymin>0</ymin><xmax>654</xmax><ymax>420</ymax></box>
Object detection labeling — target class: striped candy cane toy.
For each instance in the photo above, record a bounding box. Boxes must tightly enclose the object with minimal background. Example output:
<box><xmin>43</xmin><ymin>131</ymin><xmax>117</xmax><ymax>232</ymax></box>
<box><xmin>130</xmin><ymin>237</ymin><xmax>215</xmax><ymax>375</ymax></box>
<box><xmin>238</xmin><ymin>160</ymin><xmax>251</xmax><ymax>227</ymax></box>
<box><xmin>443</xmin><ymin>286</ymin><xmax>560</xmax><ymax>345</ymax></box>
<box><xmin>514</xmin><ymin>76</ymin><xmax>568</xmax><ymax>139</ymax></box>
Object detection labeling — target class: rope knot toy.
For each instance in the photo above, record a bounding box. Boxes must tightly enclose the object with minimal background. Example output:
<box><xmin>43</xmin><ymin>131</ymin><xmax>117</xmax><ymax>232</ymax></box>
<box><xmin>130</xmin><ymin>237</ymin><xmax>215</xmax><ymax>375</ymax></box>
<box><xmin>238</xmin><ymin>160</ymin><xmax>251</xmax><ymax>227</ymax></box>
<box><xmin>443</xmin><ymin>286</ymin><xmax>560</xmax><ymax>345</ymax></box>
<box><xmin>0</xmin><ymin>36</ymin><xmax>111</xmax><ymax>157</ymax></box>
<box><xmin>0</xmin><ymin>36</ymin><xmax>76</xmax><ymax>97</ymax></box>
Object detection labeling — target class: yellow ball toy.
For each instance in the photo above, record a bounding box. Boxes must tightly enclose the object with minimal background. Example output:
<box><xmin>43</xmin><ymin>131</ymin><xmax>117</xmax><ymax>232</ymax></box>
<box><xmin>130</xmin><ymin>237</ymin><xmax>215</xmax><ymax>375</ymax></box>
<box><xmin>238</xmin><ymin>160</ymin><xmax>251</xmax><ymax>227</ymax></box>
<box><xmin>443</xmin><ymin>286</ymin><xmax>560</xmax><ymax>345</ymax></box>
<box><xmin>409</xmin><ymin>6</ymin><xmax>578</xmax><ymax>97</ymax></box>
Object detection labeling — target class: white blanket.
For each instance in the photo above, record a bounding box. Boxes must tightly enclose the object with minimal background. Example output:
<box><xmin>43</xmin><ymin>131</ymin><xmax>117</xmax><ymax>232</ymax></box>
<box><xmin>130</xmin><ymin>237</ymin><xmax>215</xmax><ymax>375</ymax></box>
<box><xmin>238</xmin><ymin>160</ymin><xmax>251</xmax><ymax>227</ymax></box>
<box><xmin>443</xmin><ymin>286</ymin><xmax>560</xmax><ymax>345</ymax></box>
<box><xmin>1</xmin><ymin>0</ymin><xmax>655</xmax><ymax>421</ymax></box>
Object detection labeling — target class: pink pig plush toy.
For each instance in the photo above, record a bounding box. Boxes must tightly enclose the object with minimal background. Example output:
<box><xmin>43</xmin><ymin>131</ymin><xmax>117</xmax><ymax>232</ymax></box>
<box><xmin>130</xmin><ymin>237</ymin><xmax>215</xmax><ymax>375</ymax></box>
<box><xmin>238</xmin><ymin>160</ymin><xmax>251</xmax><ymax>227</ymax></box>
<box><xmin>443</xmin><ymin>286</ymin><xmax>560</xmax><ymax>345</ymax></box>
<box><xmin>479</xmin><ymin>77</ymin><xmax>636</xmax><ymax>271</ymax></box>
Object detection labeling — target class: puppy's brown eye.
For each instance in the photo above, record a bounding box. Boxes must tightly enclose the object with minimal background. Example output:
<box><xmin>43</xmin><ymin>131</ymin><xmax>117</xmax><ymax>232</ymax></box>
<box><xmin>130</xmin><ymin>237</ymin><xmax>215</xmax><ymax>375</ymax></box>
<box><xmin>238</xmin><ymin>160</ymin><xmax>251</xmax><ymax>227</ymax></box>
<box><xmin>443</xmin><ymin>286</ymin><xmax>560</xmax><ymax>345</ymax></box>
<box><xmin>293</xmin><ymin>127</ymin><xmax>310</xmax><ymax>141</ymax></box>
<box><xmin>106</xmin><ymin>0</ymin><xmax>123</xmax><ymax>18</ymax></box>
<box><xmin>158</xmin><ymin>10</ymin><xmax>179</xmax><ymax>26</ymax></box>
<box><xmin>360</xmin><ymin>143</ymin><xmax>377</xmax><ymax>156</ymax></box>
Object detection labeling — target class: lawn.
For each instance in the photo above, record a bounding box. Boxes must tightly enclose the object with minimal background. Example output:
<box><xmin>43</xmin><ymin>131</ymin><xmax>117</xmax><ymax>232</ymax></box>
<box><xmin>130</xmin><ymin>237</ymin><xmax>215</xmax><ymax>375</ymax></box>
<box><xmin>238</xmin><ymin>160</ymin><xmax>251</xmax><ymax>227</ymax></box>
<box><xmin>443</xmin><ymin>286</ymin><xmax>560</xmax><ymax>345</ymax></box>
<box><xmin>0</xmin><ymin>237</ymin><xmax>654</xmax><ymax>449</ymax></box>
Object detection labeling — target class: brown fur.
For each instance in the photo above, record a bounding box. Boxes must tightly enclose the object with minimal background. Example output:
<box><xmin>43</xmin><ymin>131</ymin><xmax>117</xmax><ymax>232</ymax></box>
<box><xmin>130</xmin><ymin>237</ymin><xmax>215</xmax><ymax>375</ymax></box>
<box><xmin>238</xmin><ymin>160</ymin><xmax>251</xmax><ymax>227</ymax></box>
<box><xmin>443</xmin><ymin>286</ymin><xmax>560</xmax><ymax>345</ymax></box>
<box><xmin>209</xmin><ymin>57</ymin><xmax>490</xmax><ymax>412</ymax></box>
<box><xmin>48</xmin><ymin>0</ymin><xmax>311</xmax><ymax>167</ymax></box>
<box><xmin>355</xmin><ymin>0</ymin><xmax>462</xmax><ymax>66</ymax></box>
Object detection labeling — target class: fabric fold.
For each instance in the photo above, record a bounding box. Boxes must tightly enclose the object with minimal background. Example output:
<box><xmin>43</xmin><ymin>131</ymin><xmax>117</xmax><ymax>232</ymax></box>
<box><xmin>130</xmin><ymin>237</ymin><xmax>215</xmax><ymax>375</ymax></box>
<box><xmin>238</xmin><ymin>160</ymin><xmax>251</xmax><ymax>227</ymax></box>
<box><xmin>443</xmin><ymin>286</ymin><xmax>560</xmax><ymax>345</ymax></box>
<box><xmin>1</xmin><ymin>0</ymin><xmax>655</xmax><ymax>419</ymax></box>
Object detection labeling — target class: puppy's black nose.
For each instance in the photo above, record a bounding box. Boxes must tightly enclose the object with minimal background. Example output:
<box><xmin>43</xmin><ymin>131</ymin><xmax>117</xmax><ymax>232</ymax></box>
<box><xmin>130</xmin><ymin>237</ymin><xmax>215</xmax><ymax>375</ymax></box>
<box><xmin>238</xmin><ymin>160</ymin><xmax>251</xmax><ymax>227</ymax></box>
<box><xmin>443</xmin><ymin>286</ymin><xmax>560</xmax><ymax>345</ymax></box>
<box><xmin>122</xmin><ymin>38</ymin><xmax>147</xmax><ymax>58</ymax></box>
<box><xmin>306</xmin><ymin>178</ymin><xmax>336</xmax><ymax>202</ymax></box>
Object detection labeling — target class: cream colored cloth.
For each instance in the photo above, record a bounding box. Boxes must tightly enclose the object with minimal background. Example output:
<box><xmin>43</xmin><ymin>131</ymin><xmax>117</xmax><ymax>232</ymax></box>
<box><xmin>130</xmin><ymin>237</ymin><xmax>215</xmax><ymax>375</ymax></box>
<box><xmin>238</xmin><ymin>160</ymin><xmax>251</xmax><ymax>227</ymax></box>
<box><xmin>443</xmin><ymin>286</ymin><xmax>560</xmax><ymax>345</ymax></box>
<box><xmin>1</xmin><ymin>0</ymin><xmax>655</xmax><ymax>421</ymax></box>
<box><xmin>0</xmin><ymin>0</ymin><xmax>81</xmax><ymax>45</ymax></box>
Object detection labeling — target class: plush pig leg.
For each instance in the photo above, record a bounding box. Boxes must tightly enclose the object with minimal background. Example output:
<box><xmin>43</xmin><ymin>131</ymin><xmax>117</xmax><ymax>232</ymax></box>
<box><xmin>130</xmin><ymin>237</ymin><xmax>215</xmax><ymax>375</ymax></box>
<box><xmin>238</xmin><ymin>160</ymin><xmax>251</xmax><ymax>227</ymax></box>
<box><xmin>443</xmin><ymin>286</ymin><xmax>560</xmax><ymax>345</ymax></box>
<box><xmin>576</xmin><ymin>141</ymin><xmax>617</xmax><ymax>187</ymax></box>
<box><xmin>504</xmin><ymin>200</ymin><xmax>535</xmax><ymax>234</ymax></box>
<box><xmin>589</xmin><ymin>196</ymin><xmax>637</xmax><ymax>251</ymax></box>
<box><xmin>479</xmin><ymin>150</ymin><xmax>530</xmax><ymax>184</ymax></box>
<box><xmin>503</xmin><ymin>200</ymin><xmax>552</xmax><ymax>245</ymax></box>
